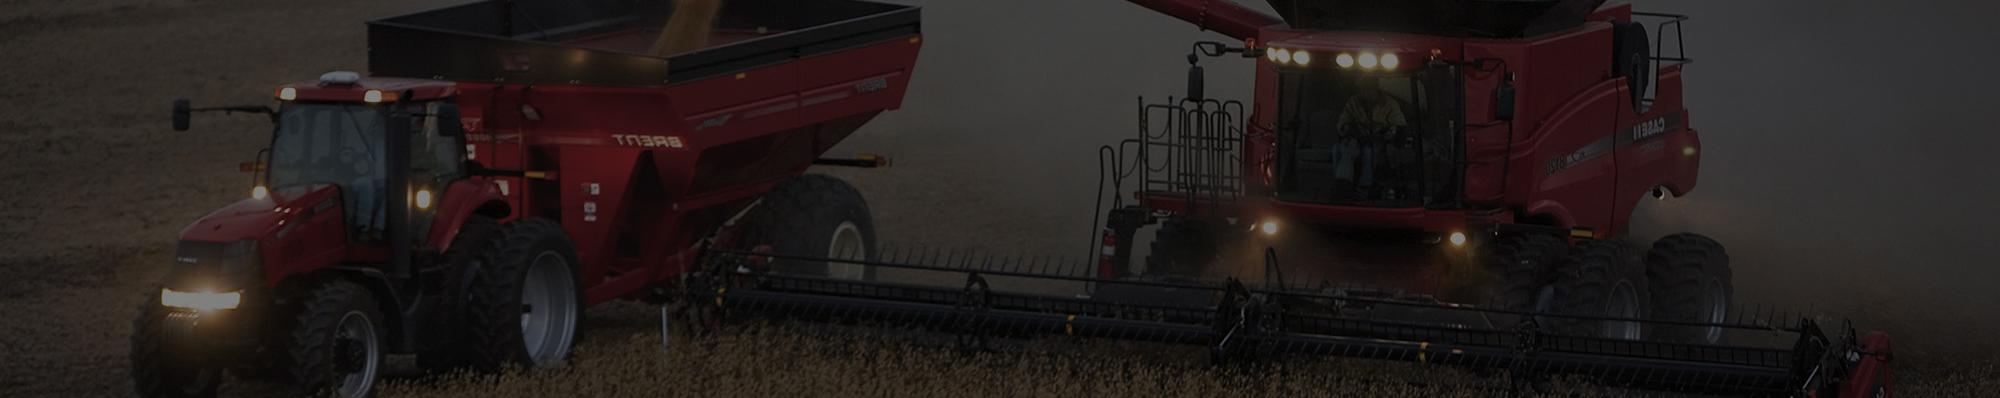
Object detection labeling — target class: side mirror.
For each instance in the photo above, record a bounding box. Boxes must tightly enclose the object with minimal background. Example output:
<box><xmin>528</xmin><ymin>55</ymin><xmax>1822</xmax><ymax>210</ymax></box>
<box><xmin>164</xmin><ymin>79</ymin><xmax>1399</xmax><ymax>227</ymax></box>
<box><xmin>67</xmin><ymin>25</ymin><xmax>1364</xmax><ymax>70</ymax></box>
<box><xmin>435</xmin><ymin>104</ymin><xmax>463</xmax><ymax>137</ymax></box>
<box><xmin>172</xmin><ymin>99</ymin><xmax>191</xmax><ymax>131</ymax></box>
<box><xmin>1494</xmin><ymin>77</ymin><xmax>1517</xmax><ymax>121</ymax></box>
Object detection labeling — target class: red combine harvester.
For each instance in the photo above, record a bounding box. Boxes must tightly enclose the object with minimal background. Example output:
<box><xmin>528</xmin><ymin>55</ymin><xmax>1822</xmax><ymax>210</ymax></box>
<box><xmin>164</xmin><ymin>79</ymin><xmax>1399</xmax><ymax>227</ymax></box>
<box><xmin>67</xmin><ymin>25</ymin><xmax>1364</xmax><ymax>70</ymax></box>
<box><xmin>678</xmin><ymin>1</ymin><xmax>1892</xmax><ymax>397</ymax></box>
<box><xmin>134</xmin><ymin>0</ymin><xmax>918</xmax><ymax>396</ymax></box>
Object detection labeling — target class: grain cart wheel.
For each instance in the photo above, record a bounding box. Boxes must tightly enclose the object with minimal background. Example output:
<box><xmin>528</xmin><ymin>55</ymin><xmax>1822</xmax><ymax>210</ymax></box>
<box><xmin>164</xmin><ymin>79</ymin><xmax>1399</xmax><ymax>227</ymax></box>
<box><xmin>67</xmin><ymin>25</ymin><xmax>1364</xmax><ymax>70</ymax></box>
<box><xmin>1646</xmin><ymin>233</ymin><xmax>1733</xmax><ymax>344</ymax></box>
<box><xmin>130</xmin><ymin>295</ymin><xmax>222</xmax><ymax>398</ymax></box>
<box><xmin>1550</xmin><ymin>240</ymin><xmax>1650</xmax><ymax>340</ymax></box>
<box><xmin>1144</xmin><ymin>217</ymin><xmax>1218</xmax><ymax>279</ymax></box>
<box><xmin>416</xmin><ymin>216</ymin><xmax>504</xmax><ymax>372</ymax></box>
<box><xmin>462</xmin><ymin>219</ymin><xmax>582</xmax><ymax>372</ymax></box>
<box><xmin>740</xmin><ymin>174</ymin><xmax>878</xmax><ymax>281</ymax></box>
<box><xmin>285</xmin><ymin>280</ymin><xmax>385</xmax><ymax>398</ymax></box>
<box><xmin>1485</xmin><ymin>233</ymin><xmax>1569</xmax><ymax>311</ymax></box>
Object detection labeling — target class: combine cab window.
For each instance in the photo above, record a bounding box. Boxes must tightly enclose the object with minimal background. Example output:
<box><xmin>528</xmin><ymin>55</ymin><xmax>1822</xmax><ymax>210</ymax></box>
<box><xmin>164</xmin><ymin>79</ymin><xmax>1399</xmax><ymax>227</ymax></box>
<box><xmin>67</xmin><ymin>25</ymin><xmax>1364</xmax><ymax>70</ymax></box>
<box><xmin>269</xmin><ymin>103</ymin><xmax>389</xmax><ymax>233</ymax></box>
<box><xmin>1274</xmin><ymin>68</ymin><xmax>1461</xmax><ymax>208</ymax></box>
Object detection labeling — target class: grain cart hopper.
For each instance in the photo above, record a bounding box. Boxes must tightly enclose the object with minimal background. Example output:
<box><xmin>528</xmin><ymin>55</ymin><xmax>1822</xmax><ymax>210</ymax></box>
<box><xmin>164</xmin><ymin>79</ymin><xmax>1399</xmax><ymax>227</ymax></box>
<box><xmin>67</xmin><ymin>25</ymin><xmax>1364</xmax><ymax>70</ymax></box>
<box><xmin>133</xmin><ymin>0</ymin><xmax>920</xmax><ymax>396</ymax></box>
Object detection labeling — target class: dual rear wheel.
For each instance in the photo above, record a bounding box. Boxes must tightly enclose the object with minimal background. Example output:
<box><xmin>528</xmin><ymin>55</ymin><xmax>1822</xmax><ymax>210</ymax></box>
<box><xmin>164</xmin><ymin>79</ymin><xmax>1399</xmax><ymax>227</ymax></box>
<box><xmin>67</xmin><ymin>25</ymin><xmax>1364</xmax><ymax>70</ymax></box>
<box><xmin>1487</xmin><ymin>233</ymin><xmax>1731</xmax><ymax>343</ymax></box>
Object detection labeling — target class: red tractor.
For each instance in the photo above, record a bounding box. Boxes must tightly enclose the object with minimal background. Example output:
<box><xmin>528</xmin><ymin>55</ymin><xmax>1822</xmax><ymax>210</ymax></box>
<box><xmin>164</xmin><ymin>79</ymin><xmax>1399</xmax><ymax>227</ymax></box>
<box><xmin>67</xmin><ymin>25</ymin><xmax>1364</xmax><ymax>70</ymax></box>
<box><xmin>132</xmin><ymin>0</ymin><xmax>920</xmax><ymax>396</ymax></box>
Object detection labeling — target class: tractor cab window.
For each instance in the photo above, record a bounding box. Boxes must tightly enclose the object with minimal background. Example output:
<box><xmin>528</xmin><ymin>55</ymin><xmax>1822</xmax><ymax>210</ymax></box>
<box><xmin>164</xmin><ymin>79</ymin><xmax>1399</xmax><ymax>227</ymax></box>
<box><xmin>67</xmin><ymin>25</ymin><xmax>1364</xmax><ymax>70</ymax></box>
<box><xmin>269</xmin><ymin>103</ymin><xmax>390</xmax><ymax>235</ymax></box>
<box><xmin>1274</xmin><ymin>68</ymin><xmax>1461</xmax><ymax>208</ymax></box>
<box><xmin>266</xmin><ymin>101</ymin><xmax>466</xmax><ymax>239</ymax></box>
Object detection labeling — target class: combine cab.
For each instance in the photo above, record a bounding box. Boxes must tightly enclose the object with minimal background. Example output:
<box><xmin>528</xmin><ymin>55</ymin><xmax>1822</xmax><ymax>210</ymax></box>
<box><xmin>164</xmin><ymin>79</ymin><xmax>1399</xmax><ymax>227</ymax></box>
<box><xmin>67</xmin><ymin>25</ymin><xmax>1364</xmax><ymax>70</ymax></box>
<box><xmin>135</xmin><ymin>1</ymin><xmax>918</xmax><ymax>396</ymax></box>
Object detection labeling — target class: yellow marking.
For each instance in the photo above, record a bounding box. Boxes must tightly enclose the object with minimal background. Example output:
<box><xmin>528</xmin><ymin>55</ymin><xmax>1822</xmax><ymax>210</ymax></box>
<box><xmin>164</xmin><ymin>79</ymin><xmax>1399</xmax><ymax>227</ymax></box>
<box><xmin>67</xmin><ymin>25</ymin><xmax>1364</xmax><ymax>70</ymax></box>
<box><xmin>1419</xmin><ymin>342</ymin><xmax>1430</xmax><ymax>363</ymax></box>
<box><xmin>523</xmin><ymin>171</ymin><xmax>553</xmax><ymax>180</ymax></box>
<box><xmin>1065</xmin><ymin>314</ymin><xmax>1076</xmax><ymax>335</ymax></box>
<box><xmin>735</xmin><ymin>73</ymin><xmax>748</xmax><ymax>80</ymax></box>
<box><xmin>1571</xmin><ymin>229</ymin><xmax>1596</xmax><ymax>239</ymax></box>
<box><xmin>909</xmin><ymin>36</ymin><xmax>922</xmax><ymax>44</ymax></box>
<box><xmin>715</xmin><ymin>288</ymin><xmax>727</xmax><ymax>306</ymax></box>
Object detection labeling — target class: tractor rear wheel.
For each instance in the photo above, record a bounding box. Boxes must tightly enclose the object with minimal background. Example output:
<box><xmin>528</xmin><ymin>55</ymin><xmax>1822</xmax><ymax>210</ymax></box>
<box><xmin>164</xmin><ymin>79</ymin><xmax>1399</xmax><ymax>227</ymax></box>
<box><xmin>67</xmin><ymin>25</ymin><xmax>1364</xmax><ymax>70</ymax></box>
<box><xmin>1646</xmin><ymin>233</ymin><xmax>1733</xmax><ymax>344</ymax></box>
<box><xmin>1550</xmin><ymin>240</ymin><xmax>1650</xmax><ymax>340</ymax></box>
<box><xmin>415</xmin><ymin>216</ymin><xmax>504</xmax><ymax>372</ymax></box>
<box><xmin>130</xmin><ymin>295</ymin><xmax>222</xmax><ymax>398</ymax></box>
<box><xmin>1144</xmin><ymin>217</ymin><xmax>1218</xmax><ymax>279</ymax></box>
<box><xmin>1485</xmin><ymin>233</ymin><xmax>1569</xmax><ymax>311</ymax></box>
<box><xmin>739</xmin><ymin>174</ymin><xmax>878</xmax><ymax>281</ymax></box>
<box><xmin>461</xmin><ymin>219</ymin><xmax>582</xmax><ymax>372</ymax></box>
<box><xmin>284</xmin><ymin>280</ymin><xmax>385</xmax><ymax>398</ymax></box>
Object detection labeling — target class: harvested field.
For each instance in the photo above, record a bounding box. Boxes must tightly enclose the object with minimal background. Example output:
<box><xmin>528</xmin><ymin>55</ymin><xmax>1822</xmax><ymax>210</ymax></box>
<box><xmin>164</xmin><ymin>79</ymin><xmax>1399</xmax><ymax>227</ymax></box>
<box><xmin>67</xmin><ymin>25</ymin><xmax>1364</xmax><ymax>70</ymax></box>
<box><xmin>2</xmin><ymin>0</ymin><xmax>1997</xmax><ymax>396</ymax></box>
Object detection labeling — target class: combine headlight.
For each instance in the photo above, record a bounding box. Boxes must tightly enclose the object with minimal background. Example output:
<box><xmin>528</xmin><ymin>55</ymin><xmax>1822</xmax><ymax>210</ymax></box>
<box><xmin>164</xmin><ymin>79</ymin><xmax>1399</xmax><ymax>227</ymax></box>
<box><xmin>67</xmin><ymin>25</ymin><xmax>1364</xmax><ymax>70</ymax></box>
<box><xmin>1267</xmin><ymin>48</ymin><xmax>1282</xmax><ymax>63</ymax></box>
<box><xmin>1381</xmin><ymin>53</ymin><xmax>1401</xmax><ymax>69</ymax></box>
<box><xmin>1272</xmin><ymin>49</ymin><xmax>1293</xmax><ymax>65</ymax></box>
<box><xmin>162</xmin><ymin>289</ymin><xmax>242</xmax><ymax>311</ymax></box>
<box><xmin>1448</xmin><ymin>232</ymin><xmax>1468</xmax><ymax>247</ymax></box>
<box><xmin>1359</xmin><ymin>53</ymin><xmax>1379</xmax><ymax>69</ymax></box>
<box><xmin>1259</xmin><ymin>220</ymin><xmax>1280</xmax><ymax>236</ymax></box>
<box><xmin>1291</xmin><ymin>50</ymin><xmax>1311</xmax><ymax>66</ymax></box>
<box><xmin>277</xmin><ymin>87</ymin><xmax>297</xmax><ymax>101</ymax></box>
<box><xmin>1336</xmin><ymin>53</ymin><xmax>1356</xmax><ymax>68</ymax></box>
<box><xmin>251</xmin><ymin>185</ymin><xmax>269</xmax><ymax>200</ymax></box>
<box><xmin>363</xmin><ymin>89</ymin><xmax>384</xmax><ymax>104</ymax></box>
<box><xmin>414</xmin><ymin>188</ymin><xmax>434</xmax><ymax>210</ymax></box>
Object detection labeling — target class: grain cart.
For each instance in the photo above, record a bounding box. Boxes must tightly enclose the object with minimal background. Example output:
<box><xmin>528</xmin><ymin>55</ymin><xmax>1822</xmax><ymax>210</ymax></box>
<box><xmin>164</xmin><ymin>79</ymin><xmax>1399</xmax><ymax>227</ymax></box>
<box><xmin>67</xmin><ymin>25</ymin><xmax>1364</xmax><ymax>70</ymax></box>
<box><xmin>671</xmin><ymin>1</ymin><xmax>1894</xmax><ymax>397</ymax></box>
<box><xmin>133</xmin><ymin>0</ymin><xmax>919</xmax><ymax>396</ymax></box>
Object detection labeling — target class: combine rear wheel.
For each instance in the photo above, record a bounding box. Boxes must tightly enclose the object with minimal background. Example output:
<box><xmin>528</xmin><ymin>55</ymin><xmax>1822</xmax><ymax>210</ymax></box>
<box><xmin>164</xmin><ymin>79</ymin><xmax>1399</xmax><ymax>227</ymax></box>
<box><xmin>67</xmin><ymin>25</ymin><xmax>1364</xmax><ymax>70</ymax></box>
<box><xmin>1550</xmin><ymin>240</ymin><xmax>1650</xmax><ymax>340</ymax></box>
<box><xmin>284</xmin><ymin>280</ymin><xmax>385</xmax><ymax>398</ymax></box>
<box><xmin>740</xmin><ymin>174</ymin><xmax>878</xmax><ymax>281</ymax></box>
<box><xmin>1646</xmin><ymin>233</ymin><xmax>1732</xmax><ymax>344</ymax></box>
<box><xmin>461</xmin><ymin>219</ymin><xmax>582</xmax><ymax>372</ymax></box>
<box><xmin>130</xmin><ymin>296</ymin><xmax>222</xmax><ymax>398</ymax></box>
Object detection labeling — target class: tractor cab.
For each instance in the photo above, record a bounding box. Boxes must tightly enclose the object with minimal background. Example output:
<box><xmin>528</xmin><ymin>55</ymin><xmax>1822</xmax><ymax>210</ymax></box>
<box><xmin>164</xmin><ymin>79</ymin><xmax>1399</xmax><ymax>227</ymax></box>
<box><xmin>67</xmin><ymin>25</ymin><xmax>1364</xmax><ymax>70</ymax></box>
<box><xmin>258</xmin><ymin>72</ymin><xmax>467</xmax><ymax>242</ymax></box>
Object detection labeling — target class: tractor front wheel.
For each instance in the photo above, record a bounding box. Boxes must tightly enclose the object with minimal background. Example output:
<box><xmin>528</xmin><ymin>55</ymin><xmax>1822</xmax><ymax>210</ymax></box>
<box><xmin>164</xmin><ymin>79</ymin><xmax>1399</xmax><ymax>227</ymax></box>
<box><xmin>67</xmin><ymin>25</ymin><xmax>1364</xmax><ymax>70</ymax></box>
<box><xmin>1550</xmin><ymin>240</ymin><xmax>1650</xmax><ymax>340</ymax></box>
<box><xmin>130</xmin><ymin>295</ymin><xmax>223</xmax><ymax>398</ymax></box>
<box><xmin>284</xmin><ymin>280</ymin><xmax>385</xmax><ymax>398</ymax></box>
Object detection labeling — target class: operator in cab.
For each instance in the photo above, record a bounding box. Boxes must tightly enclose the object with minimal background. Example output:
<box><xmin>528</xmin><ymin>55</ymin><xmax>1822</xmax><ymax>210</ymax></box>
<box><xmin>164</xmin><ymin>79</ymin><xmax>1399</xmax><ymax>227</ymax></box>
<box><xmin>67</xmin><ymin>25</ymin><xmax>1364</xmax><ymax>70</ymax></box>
<box><xmin>1334</xmin><ymin>76</ymin><xmax>1406</xmax><ymax>193</ymax></box>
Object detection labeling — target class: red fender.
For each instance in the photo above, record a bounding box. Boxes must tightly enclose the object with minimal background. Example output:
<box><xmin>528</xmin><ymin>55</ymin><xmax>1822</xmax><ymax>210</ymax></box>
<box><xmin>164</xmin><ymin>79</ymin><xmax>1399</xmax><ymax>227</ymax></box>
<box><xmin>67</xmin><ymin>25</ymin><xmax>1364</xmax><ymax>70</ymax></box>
<box><xmin>425</xmin><ymin>177</ymin><xmax>512</xmax><ymax>253</ymax></box>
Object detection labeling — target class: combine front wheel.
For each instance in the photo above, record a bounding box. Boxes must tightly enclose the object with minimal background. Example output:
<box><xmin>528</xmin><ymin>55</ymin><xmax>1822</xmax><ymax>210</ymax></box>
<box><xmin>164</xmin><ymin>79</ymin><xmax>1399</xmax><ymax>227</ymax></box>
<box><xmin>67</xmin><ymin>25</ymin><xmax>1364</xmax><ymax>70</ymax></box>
<box><xmin>1646</xmin><ymin>233</ymin><xmax>1732</xmax><ymax>344</ymax></box>
<box><xmin>1485</xmin><ymin>233</ymin><xmax>1569</xmax><ymax>311</ymax></box>
<box><xmin>1551</xmin><ymin>240</ymin><xmax>1650</xmax><ymax>340</ymax></box>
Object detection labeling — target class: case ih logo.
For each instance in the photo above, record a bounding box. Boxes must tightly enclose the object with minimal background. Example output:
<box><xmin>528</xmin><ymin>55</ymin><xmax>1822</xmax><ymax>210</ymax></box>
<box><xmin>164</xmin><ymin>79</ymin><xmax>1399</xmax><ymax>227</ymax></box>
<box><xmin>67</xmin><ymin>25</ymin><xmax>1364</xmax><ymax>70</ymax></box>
<box><xmin>1628</xmin><ymin>114</ymin><xmax>1680</xmax><ymax>143</ymax></box>
<box><xmin>612</xmin><ymin>134</ymin><xmax>684</xmax><ymax>148</ymax></box>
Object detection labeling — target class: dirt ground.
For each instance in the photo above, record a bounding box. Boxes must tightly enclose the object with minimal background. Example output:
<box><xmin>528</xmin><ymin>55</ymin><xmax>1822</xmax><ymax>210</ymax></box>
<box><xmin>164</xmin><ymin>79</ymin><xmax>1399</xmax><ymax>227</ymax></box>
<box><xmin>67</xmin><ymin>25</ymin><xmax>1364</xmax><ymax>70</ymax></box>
<box><xmin>2</xmin><ymin>0</ymin><xmax>1997</xmax><ymax>396</ymax></box>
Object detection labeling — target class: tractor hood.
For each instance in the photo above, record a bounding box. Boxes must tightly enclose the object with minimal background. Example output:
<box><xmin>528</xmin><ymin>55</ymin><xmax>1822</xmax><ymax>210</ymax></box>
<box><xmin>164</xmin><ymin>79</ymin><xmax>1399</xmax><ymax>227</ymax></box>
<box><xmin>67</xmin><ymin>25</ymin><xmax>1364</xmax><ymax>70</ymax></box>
<box><xmin>1263</xmin><ymin>0</ymin><xmax>1604</xmax><ymax>38</ymax></box>
<box><xmin>179</xmin><ymin>184</ymin><xmax>342</xmax><ymax>243</ymax></box>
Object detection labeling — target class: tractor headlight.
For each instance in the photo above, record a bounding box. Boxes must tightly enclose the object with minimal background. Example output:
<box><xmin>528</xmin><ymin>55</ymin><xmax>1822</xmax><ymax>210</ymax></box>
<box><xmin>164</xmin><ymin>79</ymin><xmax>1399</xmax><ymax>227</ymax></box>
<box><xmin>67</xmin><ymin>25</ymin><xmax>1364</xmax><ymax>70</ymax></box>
<box><xmin>161</xmin><ymin>288</ymin><xmax>242</xmax><ymax>311</ymax></box>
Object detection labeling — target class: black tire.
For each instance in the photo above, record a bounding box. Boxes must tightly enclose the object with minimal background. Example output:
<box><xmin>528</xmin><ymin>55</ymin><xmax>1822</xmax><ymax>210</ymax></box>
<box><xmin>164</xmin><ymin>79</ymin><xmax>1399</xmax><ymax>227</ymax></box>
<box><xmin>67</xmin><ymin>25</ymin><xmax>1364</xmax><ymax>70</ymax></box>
<box><xmin>415</xmin><ymin>216</ymin><xmax>504</xmax><ymax>372</ymax></box>
<box><xmin>739</xmin><ymin>174</ymin><xmax>878</xmax><ymax>281</ymax></box>
<box><xmin>130</xmin><ymin>295</ymin><xmax>222</xmax><ymax>398</ymax></box>
<box><xmin>1485</xmin><ymin>233</ymin><xmax>1569</xmax><ymax>311</ymax></box>
<box><xmin>1549</xmin><ymin>240</ymin><xmax>1650</xmax><ymax>339</ymax></box>
<box><xmin>1612</xmin><ymin>22</ymin><xmax>1652</xmax><ymax>107</ymax></box>
<box><xmin>285</xmin><ymin>280</ymin><xmax>385</xmax><ymax>398</ymax></box>
<box><xmin>461</xmin><ymin>218</ymin><xmax>582</xmax><ymax>372</ymax></box>
<box><xmin>1646</xmin><ymin>233</ymin><xmax>1733</xmax><ymax>344</ymax></box>
<box><xmin>1143</xmin><ymin>217</ymin><xmax>1217</xmax><ymax>279</ymax></box>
